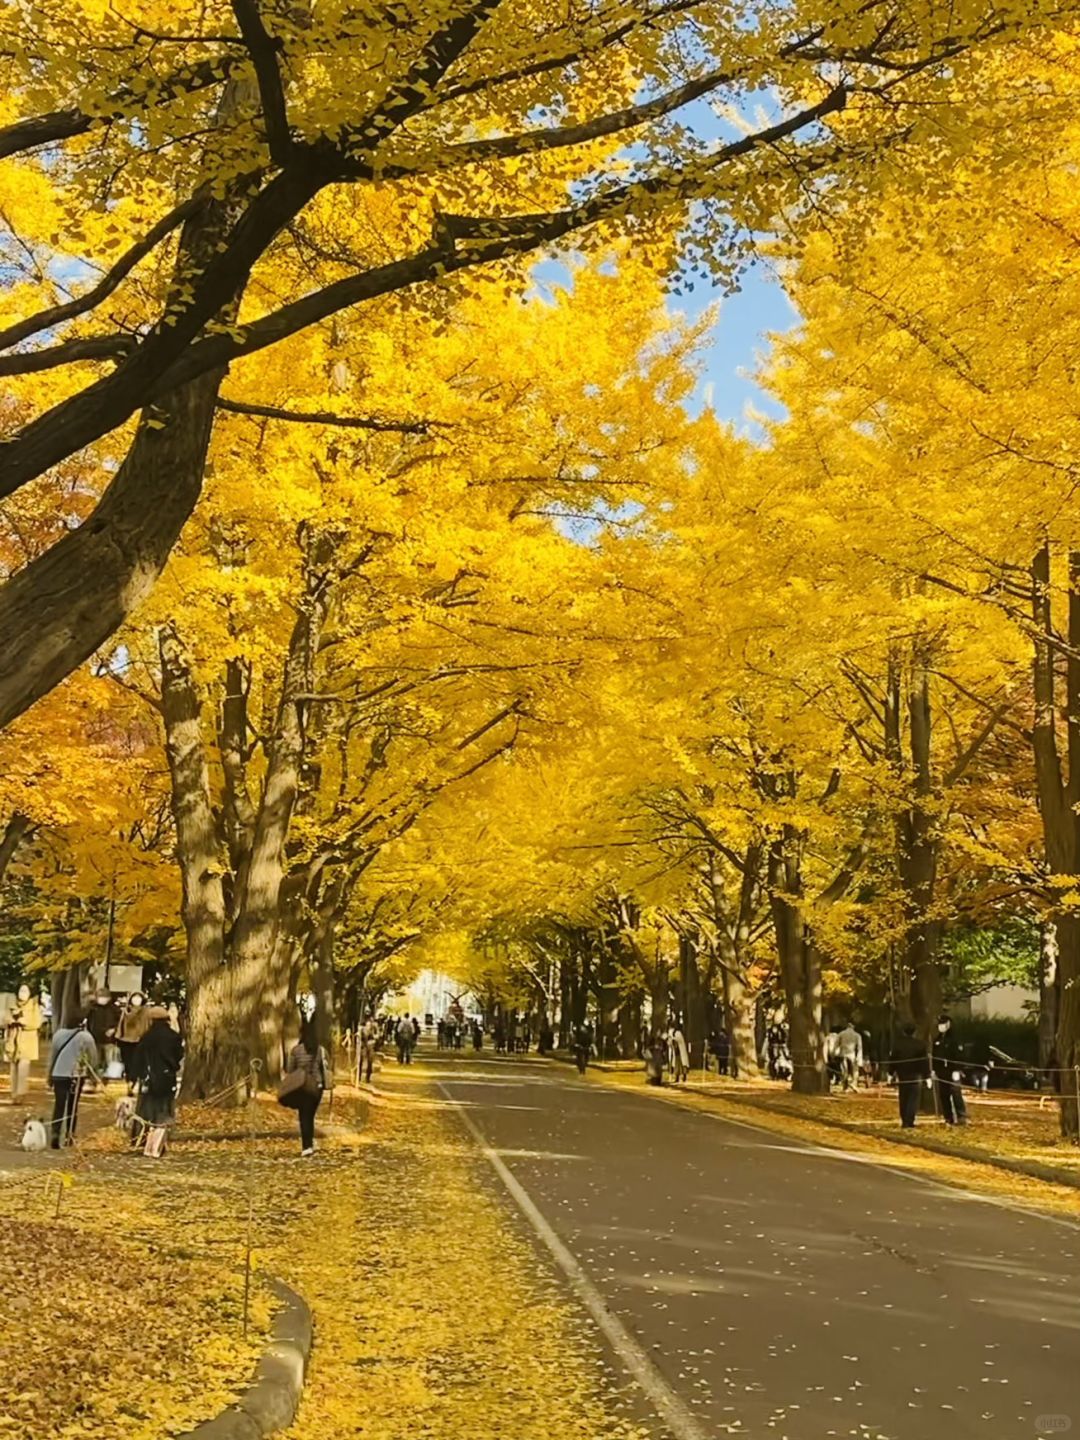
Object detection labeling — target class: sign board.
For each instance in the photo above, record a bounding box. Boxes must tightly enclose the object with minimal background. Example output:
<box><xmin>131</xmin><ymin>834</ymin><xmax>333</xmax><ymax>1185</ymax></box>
<box><xmin>88</xmin><ymin>963</ymin><xmax>144</xmax><ymax>996</ymax></box>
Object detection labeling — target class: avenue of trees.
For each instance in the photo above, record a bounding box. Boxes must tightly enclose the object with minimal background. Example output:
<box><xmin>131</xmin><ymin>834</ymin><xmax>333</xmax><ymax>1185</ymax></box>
<box><xmin>6</xmin><ymin>2</ymin><xmax>1080</xmax><ymax>1132</ymax></box>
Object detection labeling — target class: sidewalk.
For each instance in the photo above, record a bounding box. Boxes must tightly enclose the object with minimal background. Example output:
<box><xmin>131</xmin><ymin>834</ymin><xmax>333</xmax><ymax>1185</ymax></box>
<box><xmin>560</xmin><ymin>1053</ymin><xmax>1080</xmax><ymax>1216</ymax></box>
<box><xmin>0</xmin><ymin>1055</ymin><xmax>651</xmax><ymax>1440</ymax></box>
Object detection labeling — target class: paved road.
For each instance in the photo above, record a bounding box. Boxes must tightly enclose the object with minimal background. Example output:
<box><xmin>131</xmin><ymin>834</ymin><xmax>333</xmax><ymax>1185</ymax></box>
<box><xmin>430</xmin><ymin>1052</ymin><xmax>1078</xmax><ymax>1440</ymax></box>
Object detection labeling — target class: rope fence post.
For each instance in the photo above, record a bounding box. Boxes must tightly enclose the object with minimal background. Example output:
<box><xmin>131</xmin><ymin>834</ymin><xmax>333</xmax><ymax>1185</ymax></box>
<box><xmin>1074</xmin><ymin>1066</ymin><xmax>1080</xmax><ymax>1148</ymax></box>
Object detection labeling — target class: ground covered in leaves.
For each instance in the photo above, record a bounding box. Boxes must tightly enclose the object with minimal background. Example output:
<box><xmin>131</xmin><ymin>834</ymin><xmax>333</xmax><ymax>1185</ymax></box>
<box><xmin>0</xmin><ymin>1149</ymin><xmax>267</xmax><ymax>1439</ymax></box>
<box><xmin>268</xmin><ymin>1072</ymin><xmax>647</xmax><ymax>1440</ymax></box>
<box><xmin>0</xmin><ymin>1069</ymin><xmax>646</xmax><ymax>1440</ymax></box>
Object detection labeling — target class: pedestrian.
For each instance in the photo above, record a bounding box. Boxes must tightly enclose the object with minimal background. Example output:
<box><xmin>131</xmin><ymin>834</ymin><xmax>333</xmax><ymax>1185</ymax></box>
<box><xmin>471</xmin><ymin>1019</ymin><xmax>483</xmax><ymax>1051</ymax></box>
<box><xmin>932</xmin><ymin>1014</ymin><xmax>968</xmax><ymax>1125</ymax></box>
<box><xmin>132</xmin><ymin>1006</ymin><xmax>184</xmax><ymax>1152</ymax></box>
<box><xmin>284</xmin><ymin>1015</ymin><xmax>329</xmax><ymax>1157</ymax></box>
<box><xmin>5</xmin><ymin>982</ymin><xmax>42</xmax><ymax>1102</ymax></box>
<box><xmin>767</xmin><ymin>1021</ymin><xmax>788</xmax><ymax>1080</ymax></box>
<box><xmin>667</xmin><ymin>1023</ymin><xmax>689</xmax><ymax>1084</ymax></box>
<box><xmin>396</xmin><ymin>1014</ymin><xmax>415</xmax><ymax>1065</ymax></box>
<box><xmin>359</xmin><ymin>1016</ymin><xmax>378</xmax><ymax>1083</ymax></box>
<box><xmin>890</xmin><ymin>1021</ymin><xmax>930</xmax><ymax>1128</ymax></box>
<box><xmin>46</xmin><ymin>1010</ymin><xmax>98</xmax><ymax>1149</ymax></box>
<box><xmin>573</xmin><ymin>1018</ymin><xmax>594</xmax><ymax>1074</ymax></box>
<box><xmin>538</xmin><ymin>1016</ymin><xmax>554</xmax><ymax>1056</ymax></box>
<box><xmin>115</xmin><ymin>991</ymin><xmax>152</xmax><ymax>1092</ymax></box>
<box><xmin>514</xmin><ymin>1016</ymin><xmax>526</xmax><ymax>1054</ymax></box>
<box><xmin>709</xmin><ymin>1026</ymin><xmax>730</xmax><ymax>1076</ymax></box>
<box><xmin>836</xmin><ymin>1021</ymin><xmax>864</xmax><ymax>1091</ymax></box>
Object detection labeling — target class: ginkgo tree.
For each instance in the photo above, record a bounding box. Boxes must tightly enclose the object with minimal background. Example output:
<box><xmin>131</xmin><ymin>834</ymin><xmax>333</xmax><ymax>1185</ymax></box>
<box><xmin>104</xmin><ymin>248</ymin><xmax>700</xmax><ymax>1091</ymax></box>
<box><xmin>0</xmin><ymin>0</ymin><xmax>1073</xmax><ymax>729</ymax></box>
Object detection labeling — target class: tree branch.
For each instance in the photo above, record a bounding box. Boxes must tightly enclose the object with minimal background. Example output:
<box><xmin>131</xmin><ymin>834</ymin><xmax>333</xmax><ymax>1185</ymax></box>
<box><xmin>0</xmin><ymin>54</ymin><xmax>242</xmax><ymax>161</ymax></box>
<box><xmin>0</xmin><ymin>196</ymin><xmax>205</xmax><ymax>354</ymax></box>
<box><xmin>0</xmin><ymin>333</ymin><xmax>136</xmax><ymax>376</ymax></box>
<box><xmin>229</xmin><ymin>0</ymin><xmax>293</xmax><ymax>164</ymax></box>
<box><xmin>215</xmin><ymin>396</ymin><xmax>441</xmax><ymax>432</ymax></box>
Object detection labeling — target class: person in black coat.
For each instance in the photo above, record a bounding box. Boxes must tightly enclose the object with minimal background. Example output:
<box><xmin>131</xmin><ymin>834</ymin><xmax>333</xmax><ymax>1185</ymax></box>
<box><xmin>890</xmin><ymin>1021</ymin><xmax>930</xmax><ymax>1128</ymax></box>
<box><xmin>932</xmin><ymin>1014</ymin><xmax>968</xmax><ymax>1125</ymax></box>
<box><xmin>133</xmin><ymin>1008</ymin><xmax>184</xmax><ymax>1134</ymax></box>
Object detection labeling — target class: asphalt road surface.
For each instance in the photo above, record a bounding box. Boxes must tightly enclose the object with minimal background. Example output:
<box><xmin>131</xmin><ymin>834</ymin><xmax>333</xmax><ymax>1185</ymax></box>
<box><xmin>429</xmin><ymin>1051</ymin><xmax>1078</xmax><ymax>1440</ymax></box>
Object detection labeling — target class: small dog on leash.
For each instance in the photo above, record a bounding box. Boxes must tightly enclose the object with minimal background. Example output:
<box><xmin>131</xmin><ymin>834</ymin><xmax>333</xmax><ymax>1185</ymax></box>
<box><xmin>114</xmin><ymin>1096</ymin><xmax>137</xmax><ymax>1131</ymax></box>
<box><xmin>20</xmin><ymin>1118</ymin><xmax>48</xmax><ymax>1152</ymax></box>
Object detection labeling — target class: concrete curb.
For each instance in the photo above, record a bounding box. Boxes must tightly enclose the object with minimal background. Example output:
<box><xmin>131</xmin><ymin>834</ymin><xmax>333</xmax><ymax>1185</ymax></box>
<box><xmin>179</xmin><ymin>1277</ymin><xmax>312</xmax><ymax>1440</ymax></box>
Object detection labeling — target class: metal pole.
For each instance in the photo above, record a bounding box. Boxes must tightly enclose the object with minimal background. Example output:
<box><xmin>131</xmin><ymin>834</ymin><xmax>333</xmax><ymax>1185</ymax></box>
<box><xmin>242</xmin><ymin>1058</ymin><xmax>261</xmax><ymax>1338</ymax></box>
<box><xmin>103</xmin><ymin>875</ymin><xmax>116</xmax><ymax>990</ymax></box>
<box><xmin>1074</xmin><ymin>1066</ymin><xmax>1080</xmax><ymax>1147</ymax></box>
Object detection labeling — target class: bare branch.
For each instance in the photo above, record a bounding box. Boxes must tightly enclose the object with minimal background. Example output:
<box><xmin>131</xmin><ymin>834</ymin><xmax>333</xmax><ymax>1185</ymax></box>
<box><xmin>0</xmin><ymin>196</ymin><xmax>205</xmax><ymax>354</ymax></box>
<box><xmin>215</xmin><ymin>396</ymin><xmax>443</xmax><ymax>433</ymax></box>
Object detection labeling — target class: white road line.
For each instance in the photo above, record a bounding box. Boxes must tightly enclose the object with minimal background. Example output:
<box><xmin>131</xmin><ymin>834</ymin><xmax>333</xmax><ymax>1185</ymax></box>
<box><xmin>437</xmin><ymin>1081</ymin><xmax>710</xmax><ymax>1440</ymax></box>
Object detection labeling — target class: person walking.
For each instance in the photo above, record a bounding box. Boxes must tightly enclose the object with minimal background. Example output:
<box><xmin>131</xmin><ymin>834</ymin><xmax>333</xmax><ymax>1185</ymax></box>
<box><xmin>573</xmin><ymin>1018</ymin><xmax>594</xmax><ymax>1074</ymax></box>
<box><xmin>285</xmin><ymin>1016</ymin><xmax>329</xmax><ymax>1157</ymax></box>
<box><xmin>668</xmin><ymin>1023</ymin><xmax>689</xmax><ymax>1084</ymax></box>
<box><xmin>46</xmin><ymin>1011</ymin><xmax>98</xmax><ymax>1149</ymax></box>
<box><xmin>837</xmin><ymin>1021</ymin><xmax>864</xmax><ymax>1091</ymax></box>
<box><xmin>890</xmin><ymin>1021</ymin><xmax>930</xmax><ymax>1128</ymax></box>
<box><xmin>132</xmin><ymin>1006</ymin><xmax>184</xmax><ymax>1153</ymax></box>
<box><xmin>359</xmin><ymin>1016</ymin><xmax>378</xmax><ymax>1084</ymax></box>
<box><xmin>396</xmin><ymin>1014</ymin><xmax>415</xmax><ymax>1065</ymax></box>
<box><xmin>932</xmin><ymin>1014</ymin><xmax>968</xmax><ymax>1125</ymax></box>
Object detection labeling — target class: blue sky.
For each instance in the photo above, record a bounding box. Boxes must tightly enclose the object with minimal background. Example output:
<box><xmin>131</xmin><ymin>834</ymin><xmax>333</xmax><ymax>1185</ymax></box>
<box><xmin>680</xmin><ymin>262</ymin><xmax>796</xmax><ymax>429</ymax></box>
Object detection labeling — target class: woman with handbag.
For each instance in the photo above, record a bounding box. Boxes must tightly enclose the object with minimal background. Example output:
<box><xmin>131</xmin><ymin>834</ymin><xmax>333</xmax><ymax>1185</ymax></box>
<box><xmin>281</xmin><ymin>1016</ymin><xmax>329</xmax><ymax>1157</ymax></box>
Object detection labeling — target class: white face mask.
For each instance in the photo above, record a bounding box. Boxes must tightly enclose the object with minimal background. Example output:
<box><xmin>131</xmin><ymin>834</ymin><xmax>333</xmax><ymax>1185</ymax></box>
<box><xmin>130</xmin><ymin>995</ymin><xmax>144</xmax><ymax>1008</ymax></box>
<box><xmin>16</xmin><ymin>985</ymin><xmax>30</xmax><ymax>1002</ymax></box>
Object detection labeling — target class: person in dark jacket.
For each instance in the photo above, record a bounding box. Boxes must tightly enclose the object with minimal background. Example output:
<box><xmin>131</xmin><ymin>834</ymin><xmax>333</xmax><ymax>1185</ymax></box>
<box><xmin>890</xmin><ymin>1021</ymin><xmax>930</xmax><ymax>1128</ymax></box>
<box><xmin>286</xmin><ymin>1016</ymin><xmax>329</xmax><ymax>1157</ymax></box>
<box><xmin>932</xmin><ymin>1014</ymin><xmax>968</xmax><ymax>1125</ymax></box>
<box><xmin>133</xmin><ymin>1007</ymin><xmax>184</xmax><ymax>1144</ymax></box>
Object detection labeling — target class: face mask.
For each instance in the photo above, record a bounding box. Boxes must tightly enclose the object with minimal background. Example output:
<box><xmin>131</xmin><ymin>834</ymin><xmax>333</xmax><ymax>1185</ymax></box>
<box><xmin>17</xmin><ymin>986</ymin><xmax>30</xmax><ymax>1002</ymax></box>
<box><xmin>130</xmin><ymin>995</ymin><xmax>143</xmax><ymax>1008</ymax></box>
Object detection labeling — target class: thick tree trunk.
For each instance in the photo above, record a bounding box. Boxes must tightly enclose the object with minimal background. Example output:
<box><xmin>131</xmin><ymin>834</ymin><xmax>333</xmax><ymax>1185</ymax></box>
<box><xmin>770</xmin><ymin>834</ymin><xmax>827</xmax><ymax>1095</ymax></box>
<box><xmin>159</xmin><ymin>625</ymin><xmax>245</xmax><ymax>1099</ymax></box>
<box><xmin>233</xmin><ymin>535</ymin><xmax>336</xmax><ymax>1076</ymax></box>
<box><xmin>721</xmin><ymin>962</ymin><xmax>760</xmax><ymax>1079</ymax></box>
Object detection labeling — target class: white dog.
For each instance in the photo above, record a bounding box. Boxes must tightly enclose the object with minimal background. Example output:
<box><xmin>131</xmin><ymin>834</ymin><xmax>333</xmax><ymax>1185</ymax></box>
<box><xmin>114</xmin><ymin>1096</ymin><xmax>137</xmax><ymax>1131</ymax></box>
<box><xmin>20</xmin><ymin>1119</ymin><xmax>48</xmax><ymax>1153</ymax></box>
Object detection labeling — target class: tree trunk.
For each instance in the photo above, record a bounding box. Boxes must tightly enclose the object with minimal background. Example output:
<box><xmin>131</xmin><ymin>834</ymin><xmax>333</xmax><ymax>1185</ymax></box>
<box><xmin>311</xmin><ymin>923</ymin><xmax>336</xmax><ymax>1063</ymax></box>
<box><xmin>770</xmin><ymin>834</ymin><xmax>827</xmax><ymax>1094</ymax></box>
<box><xmin>159</xmin><ymin>625</ymin><xmax>245</xmax><ymax>1099</ymax></box>
<box><xmin>232</xmin><ymin>533</ymin><xmax>337</xmax><ymax>1077</ymax></box>
<box><xmin>1029</xmin><ymin>542</ymin><xmax>1080</xmax><ymax>1135</ymax></box>
<box><xmin>721</xmin><ymin>962</ymin><xmax>760</xmax><ymax>1079</ymax></box>
<box><xmin>0</xmin><ymin>813</ymin><xmax>31</xmax><ymax>889</ymax></box>
<box><xmin>1039</xmin><ymin>920</ymin><xmax>1059</xmax><ymax>1077</ymax></box>
<box><xmin>680</xmin><ymin>931</ymin><xmax>707</xmax><ymax>1068</ymax></box>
